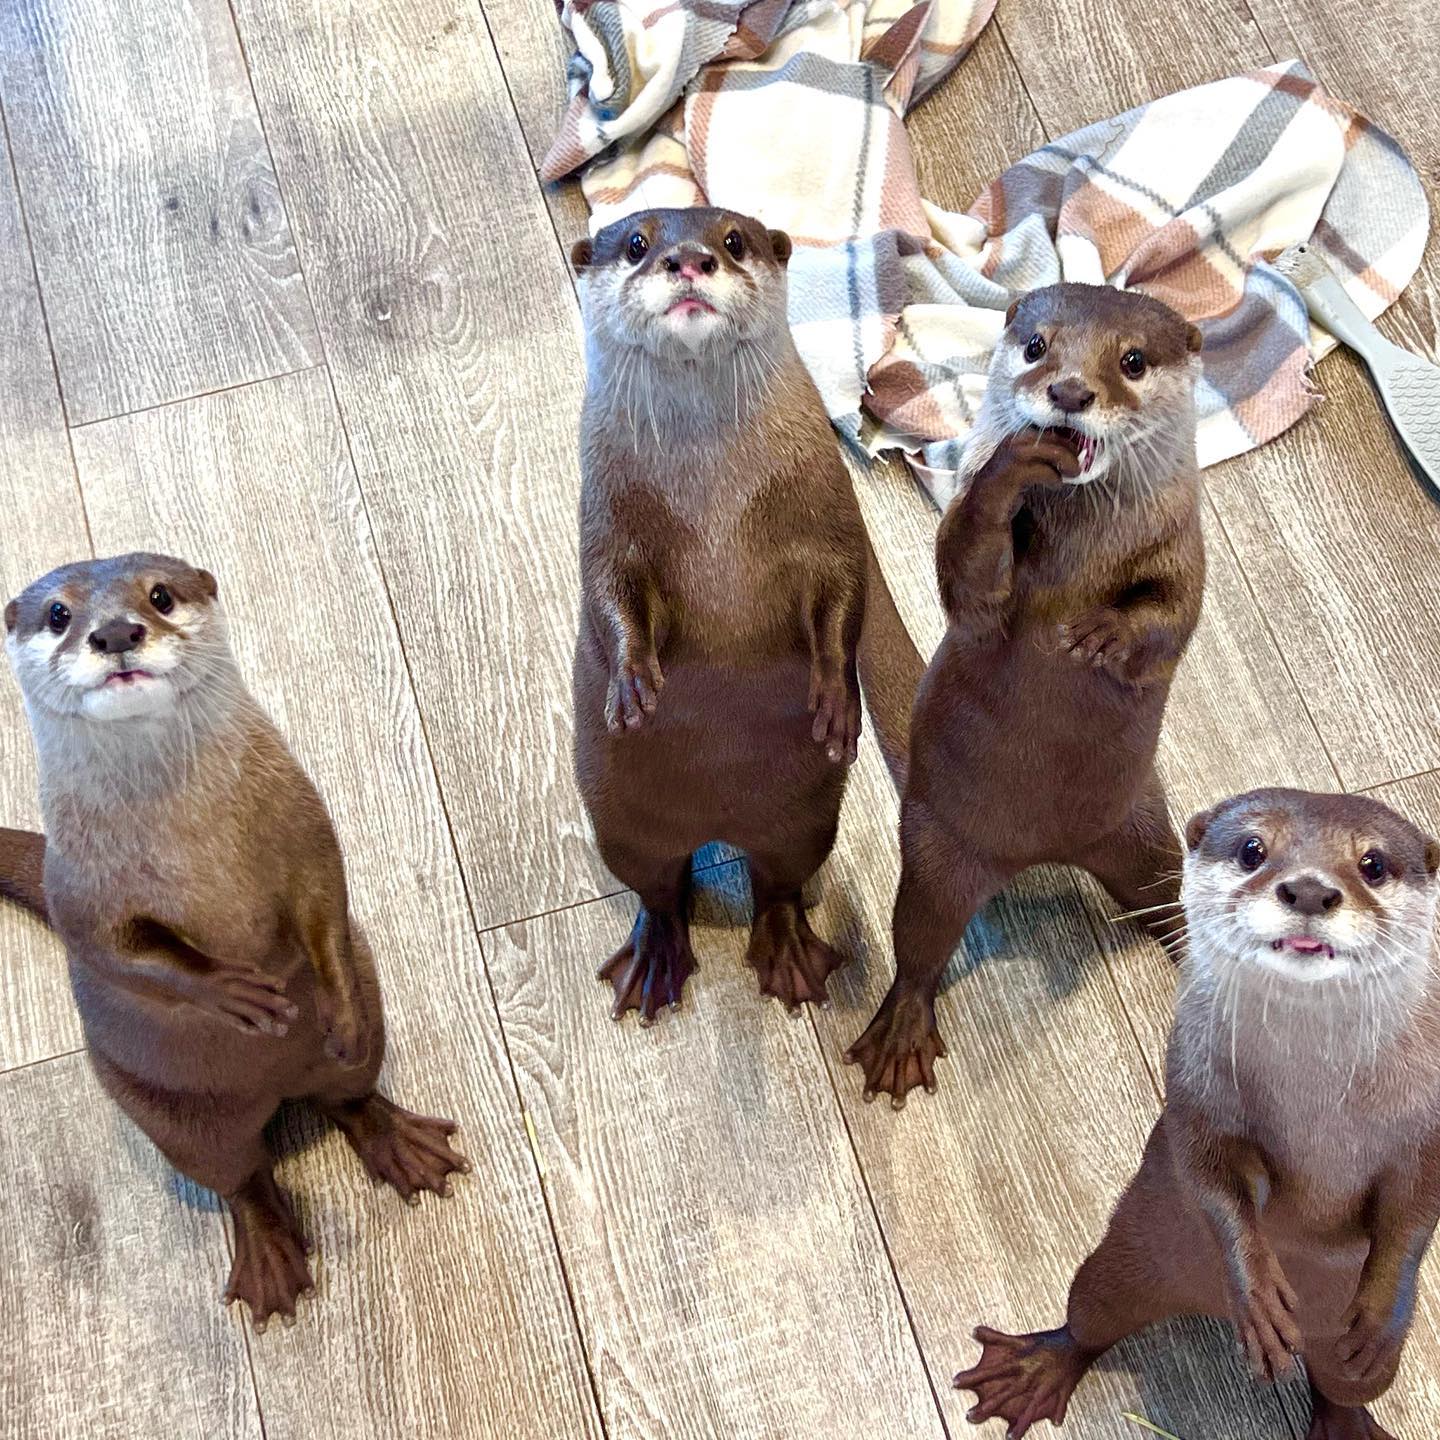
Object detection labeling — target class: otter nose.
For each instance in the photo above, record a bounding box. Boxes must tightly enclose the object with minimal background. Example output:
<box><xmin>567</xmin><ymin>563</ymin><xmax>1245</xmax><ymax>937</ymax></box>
<box><xmin>88</xmin><ymin>619</ymin><xmax>146</xmax><ymax>655</ymax></box>
<box><xmin>1047</xmin><ymin>379</ymin><xmax>1096</xmax><ymax>413</ymax></box>
<box><xmin>1276</xmin><ymin>875</ymin><xmax>1343</xmax><ymax>916</ymax></box>
<box><xmin>662</xmin><ymin>245</ymin><xmax>718</xmax><ymax>281</ymax></box>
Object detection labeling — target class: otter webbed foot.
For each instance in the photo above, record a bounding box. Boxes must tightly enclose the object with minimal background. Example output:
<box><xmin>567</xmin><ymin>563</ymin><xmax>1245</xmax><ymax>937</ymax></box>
<box><xmin>953</xmin><ymin>1326</ymin><xmax>1096</xmax><ymax>1437</ymax></box>
<box><xmin>844</xmin><ymin>988</ymin><xmax>946</xmax><ymax>1107</ymax></box>
<box><xmin>598</xmin><ymin>906</ymin><xmax>695</xmax><ymax>1025</ymax></box>
<box><xmin>747</xmin><ymin>901</ymin><xmax>844</xmax><ymax>1011</ymax></box>
<box><xmin>224</xmin><ymin>1171</ymin><xmax>315</xmax><ymax>1333</ymax></box>
<box><xmin>327</xmin><ymin>1093</ymin><xmax>470</xmax><ymax>1204</ymax></box>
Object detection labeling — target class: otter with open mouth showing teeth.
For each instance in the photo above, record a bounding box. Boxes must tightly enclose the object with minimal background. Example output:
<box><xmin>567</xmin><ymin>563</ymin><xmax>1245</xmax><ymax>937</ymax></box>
<box><xmin>848</xmin><ymin>282</ymin><xmax>1206</xmax><ymax>1105</ymax></box>
<box><xmin>0</xmin><ymin>554</ymin><xmax>469</xmax><ymax>1330</ymax></box>
<box><xmin>571</xmin><ymin>207</ymin><xmax>868</xmax><ymax>1023</ymax></box>
<box><xmin>956</xmin><ymin>786</ymin><xmax>1440</xmax><ymax>1440</ymax></box>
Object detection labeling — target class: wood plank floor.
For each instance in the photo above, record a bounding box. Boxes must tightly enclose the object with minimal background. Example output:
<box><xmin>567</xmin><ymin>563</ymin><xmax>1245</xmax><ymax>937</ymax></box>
<box><xmin>1</xmin><ymin>0</ymin><xmax>1438</xmax><ymax>1436</ymax></box>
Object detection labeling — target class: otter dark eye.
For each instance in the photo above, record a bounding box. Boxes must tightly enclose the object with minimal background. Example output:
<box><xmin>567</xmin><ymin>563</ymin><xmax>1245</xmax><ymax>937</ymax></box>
<box><xmin>724</xmin><ymin>229</ymin><xmax>744</xmax><ymax>260</ymax></box>
<box><xmin>626</xmin><ymin>232</ymin><xmax>648</xmax><ymax>263</ymax></box>
<box><xmin>48</xmin><ymin>602</ymin><xmax>71</xmax><ymax>634</ymax></box>
<box><xmin>149</xmin><ymin>584</ymin><xmax>174</xmax><ymax>615</ymax></box>
<box><xmin>1023</xmin><ymin>333</ymin><xmax>1047</xmax><ymax>363</ymax></box>
<box><xmin>1120</xmin><ymin>348</ymin><xmax>1146</xmax><ymax>379</ymax></box>
<box><xmin>1238</xmin><ymin>835</ymin><xmax>1267</xmax><ymax>871</ymax></box>
<box><xmin>1359</xmin><ymin>850</ymin><xmax>1389</xmax><ymax>885</ymax></box>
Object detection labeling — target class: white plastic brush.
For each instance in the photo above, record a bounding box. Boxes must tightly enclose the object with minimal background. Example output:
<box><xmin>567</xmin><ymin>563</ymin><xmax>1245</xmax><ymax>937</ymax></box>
<box><xmin>1275</xmin><ymin>241</ymin><xmax>1440</xmax><ymax>499</ymax></box>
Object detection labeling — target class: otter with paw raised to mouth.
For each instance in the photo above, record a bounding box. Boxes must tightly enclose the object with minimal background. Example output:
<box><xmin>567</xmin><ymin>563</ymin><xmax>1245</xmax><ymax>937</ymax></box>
<box><xmin>956</xmin><ymin>787</ymin><xmax>1440</xmax><ymax>1440</ymax></box>
<box><xmin>572</xmin><ymin>207</ymin><xmax>868</xmax><ymax>1023</ymax></box>
<box><xmin>1</xmin><ymin>554</ymin><xmax>469</xmax><ymax>1330</ymax></box>
<box><xmin>849</xmin><ymin>283</ymin><xmax>1206</xmax><ymax>1106</ymax></box>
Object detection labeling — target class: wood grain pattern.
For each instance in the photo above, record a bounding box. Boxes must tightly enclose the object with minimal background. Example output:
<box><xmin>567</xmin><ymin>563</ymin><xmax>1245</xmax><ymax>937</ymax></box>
<box><xmin>67</xmin><ymin>369</ymin><xmax>603</xmax><ymax>1440</ymax></box>
<box><xmin>996</xmin><ymin>0</ymin><xmax>1274</xmax><ymax>138</ymax></box>
<box><xmin>478</xmin><ymin>0</ymin><xmax>594</xmax><ymax>247</ymax></box>
<box><xmin>1203</xmin><ymin>375</ymin><xmax>1440</xmax><ymax>790</ymax></box>
<box><xmin>0</xmin><ymin>1053</ymin><xmax>262</xmax><ymax>1440</ymax></box>
<box><xmin>488</xmin><ymin>861</ymin><xmax>947</xmax><ymax>1440</ymax></box>
<box><xmin>1199</xmin><ymin>0</ymin><xmax>1440</xmax><ymax>792</ymax></box>
<box><xmin>0</xmin><ymin>135</ymin><xmax>88</xmax><ymax>1071</ymax></box>
<box><xmin>907</xmin><ymin>19</ymin><xmax>1046</xmax><ymax>212</ymax></box>
<box><xmin>806</xmin><ymin>742</ymin><xmax>1308</xmax><ymax>1437</ymax></box>
<box><xmin>0</xmin><ymin>0</ymin><xmax>319</xmax><ymax>422</ymax></box>
<box><xmin>230</xmin><ymin>0</ymin><xmax>612</xmax><ymax>928</ymax></box>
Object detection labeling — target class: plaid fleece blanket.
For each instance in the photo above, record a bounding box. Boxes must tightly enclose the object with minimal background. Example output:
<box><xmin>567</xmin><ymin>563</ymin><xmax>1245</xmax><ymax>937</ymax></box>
<box><xmin>544</xmin><ymin>0</ymin><xmax>1427</xmax><ymax>506</ymax></box>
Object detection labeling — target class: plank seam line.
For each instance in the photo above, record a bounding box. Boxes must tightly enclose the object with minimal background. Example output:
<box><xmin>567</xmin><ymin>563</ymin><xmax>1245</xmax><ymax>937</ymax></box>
<box><xmin>67</xmin><ymin>363</ymin><xmax>327</xmax><ymax>433</ymax></box>
<box><xmin>799</xmin><ymin>1006</ymin><xmax>957</xmax><ymax>1440</ymax></box>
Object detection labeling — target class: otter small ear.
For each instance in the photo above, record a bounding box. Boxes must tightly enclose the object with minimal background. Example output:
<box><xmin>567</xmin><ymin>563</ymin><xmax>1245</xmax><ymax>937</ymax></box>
<box><xmin>1425</xmin><ymin>838</ymin><xmax>1440</xmax><ymax>876</ymax></box>
<box><xmin>1186</xmin><ymin>324</ymin><xmax>1203</xmax><ymax>354</ymax></box>
<box><xmin>571</xmin><ymin>238</ymin><xmax>594</xmax><ymax>273</ymax></box>
<box><xmin>1185</xmin><ymin>805</ymin><xmax>1216</xmax><ymax>852</ymax></box>
<box><xmin>1004</xmin><ymin>297</ymin><xmax>1021</xmax><ymax>326</ymax></box>
<box><xmin>3</xmin><ymin>600</ymin><xmax>16</xmax><ymax>634</ymax></box>
<box><xmin>197</xmin><ymin>569</ymin><xmax>219</xmax><ymax>600</ymax></box>
<box><xmin>767</xmin><ymin>229</ymin><xmax>792</xmax><ymax>264</ymax></box>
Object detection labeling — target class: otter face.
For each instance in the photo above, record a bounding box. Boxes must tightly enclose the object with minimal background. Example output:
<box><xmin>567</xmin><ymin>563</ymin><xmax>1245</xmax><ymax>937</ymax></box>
<box><xmin>1183</xmin><ymin>788</ymin><xmax>1440</xmax><ymax>985</ymax></box>
<box><xmin>571</xmin><ymin>207</ymin><xmax>792</xmax><ymax>361</ymax></box>
<box><xmin>5</xmin><ymin>554</ymin><xmax>223</xmax><ymax>723</ymax></box>
<box><xmin>993</xmin><ymin>284</ymin><xmax>1202</xmax><ymax>485</ymax></box>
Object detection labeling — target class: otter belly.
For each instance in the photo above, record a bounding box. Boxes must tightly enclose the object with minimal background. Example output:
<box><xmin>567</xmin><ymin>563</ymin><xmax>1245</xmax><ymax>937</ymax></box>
<box><xmin>574</xmin><ymin>651</ymin><xmax>844</xmax><ymax>853</ymax></box>
<box><xmin>915</xmin><ymin>628</ymin><xmax>1167</xmax><ymax>861</ymax></box>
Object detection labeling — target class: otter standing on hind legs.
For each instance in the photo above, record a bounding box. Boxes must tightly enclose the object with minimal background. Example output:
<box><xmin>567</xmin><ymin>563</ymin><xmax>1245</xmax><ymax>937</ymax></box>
<box><xmin>848</xmin><ymin>283</ymin><xmax>1206</xmax><ymax>1106</ymax></box>
<box><xmin>956</xmin><ymin>787</ymin><xmax>1440</xmax><ymax>1440</ymax></box>
<box><xmin>0</xmin><ymin>554</ymin><xmax>469</xmax><ymax>1329</ymax></box>
<box><xmin>571</xmin><ymin>207</ymin><xmax>868</xmax><ymax>1023</ymax></box>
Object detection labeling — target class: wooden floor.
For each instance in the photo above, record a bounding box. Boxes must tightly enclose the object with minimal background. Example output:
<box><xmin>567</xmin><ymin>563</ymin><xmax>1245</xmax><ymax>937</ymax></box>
<box><xmin>1</xmin><ymin>0</ymin><xmax>1438</xmax><ymax>1435</ymax></box>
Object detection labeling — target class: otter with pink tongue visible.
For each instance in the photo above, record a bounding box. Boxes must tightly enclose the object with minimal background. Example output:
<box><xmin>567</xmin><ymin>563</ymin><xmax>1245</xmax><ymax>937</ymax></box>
<box><xmin>956</xmin><ymin>786</ymin><xmax>1440</xmax><ymax>1440</ymax></box>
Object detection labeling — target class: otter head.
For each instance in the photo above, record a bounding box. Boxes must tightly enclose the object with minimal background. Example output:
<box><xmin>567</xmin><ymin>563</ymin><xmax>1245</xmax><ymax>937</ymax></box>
<box><xmin>571</xmin><ymin>207</ymin><xmax>792</xmax><ymax>362</ymax></box>
<box><xmin>1183</xmin><ymin>787</ymin><xmax>1440</xmax><ymax>986</ymax></box>
<box><xmin>5</xmin><ymin>553</ymin><xmax>225</xmax><ymax>724</ymax></box>
<box><xmin>992</xmin><ymin>284</ymin><xmax>1202</xmax><ymax>485</ymax></box>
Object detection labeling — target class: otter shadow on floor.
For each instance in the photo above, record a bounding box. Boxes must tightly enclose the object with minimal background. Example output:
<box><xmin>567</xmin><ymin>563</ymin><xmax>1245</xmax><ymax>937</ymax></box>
<box><xmin>936</xmin><ymin>865</ymin><xmax>1132</xmax><ymax>1004</ymax></box>
<box><xmin>1093</xmin><ymin>1315</ymin><xmax>1311</xmax><ymax>1439</ymax></box>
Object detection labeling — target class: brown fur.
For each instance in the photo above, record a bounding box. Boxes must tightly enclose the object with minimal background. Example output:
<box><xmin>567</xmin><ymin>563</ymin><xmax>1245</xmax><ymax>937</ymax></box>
<box><xmin>1</xmin><ymin>554</ymin><xmax>468</xmax><ymax>1329</ymax></box>
<box><xmin>956</xmin><ymin>788</ymin><xmax>1440</xmax><ymax>1439</ymax></box>
<box><xmin>572</xmin><ymin>208</ymin><xmax>867</xmax><ymax>1018</ymax></box>
<box><xmin>847</xmin><ymin>284</ymin><xmax>1206</xmax><ymax>1104</ymax></box>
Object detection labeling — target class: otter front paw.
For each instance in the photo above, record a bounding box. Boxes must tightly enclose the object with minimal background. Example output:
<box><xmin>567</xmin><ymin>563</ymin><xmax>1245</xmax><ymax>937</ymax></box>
<box><xmin>1232</xmin><ymin>1248</ymin><xmax>1302</xmax><ymax>1382</ymax></box>
<box><xmin>605</xmin><ymin>650</ymin><xmax>664</xmax><ymax>732</ymax></box>
<box><xmin>316</xmin><ymin>987</ymin><xmax>367</xmax><ymax>1067</ymax></box>
<box><xmin>1059</xmin><ymin>606</ymin><xmax>1140</xmax><ymax>678</ymax></box>
<box><xmin>199</xmin><ymin>965</ymin><xmax>300</xmax><ymax>1037</ymax></box>
<box><xmin>1337</xmin><ymin>1290</ymin><xmax>1407</xmax><ymax>1388</ymax></box>
<box><xmin>808</xmin><ymin>669</ymin><xmax>860</xmax><ymax>764</ymax></box>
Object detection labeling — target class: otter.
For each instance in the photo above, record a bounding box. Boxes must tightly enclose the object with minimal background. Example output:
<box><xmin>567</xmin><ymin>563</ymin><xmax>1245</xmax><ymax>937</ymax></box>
<box><xmin>847</xmin><ymin>283</ymin><xmax>1206</xmax><ymax>1105</ymax></box>
<box><xmin>956</xmin><ymin>786</ymin><xmax>1440</xmax><ymax>1440</ymax></box>
<box><xmin>1</xmin><ymin>554</ymin><xmax>468</xmax><ymax>1329</ymax></box>
<box><xmin>571</xmin><ymin>207</ymin><xmax>868</xmax><ymax>1022</ymax></box>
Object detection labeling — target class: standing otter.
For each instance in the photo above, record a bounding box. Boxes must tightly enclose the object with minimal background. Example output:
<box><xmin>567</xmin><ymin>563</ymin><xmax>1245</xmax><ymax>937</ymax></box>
<box><xmin>956</xmin><ymin>787</ymin><xmax>1440</xmax><ymax>1440</ymax></box>
<box><xmin>1</xmin><ymin>555</ymin><xmax>469</xmax><ymax>1329</ymax></box>
<box><xmin>848</xmin><ymin>283</ymin><xmax>1206</xmax><ymax>1104</ymax></box>
<box><xmin>571</xmin><ymin>207</ymin><xmax>867</xmax><ymax>1022</ymax></box>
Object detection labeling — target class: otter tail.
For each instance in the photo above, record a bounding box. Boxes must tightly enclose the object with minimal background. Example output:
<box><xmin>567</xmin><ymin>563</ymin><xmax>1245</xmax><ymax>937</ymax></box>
<box><xmin>0</xmin><ymin>827</ymin><xmax>48</xmax><ymax>924</ymax></box>
<box><xmin>859</xmin><ymin>537</ymin><xmax>926</xmax><ymax>793</ymax></box>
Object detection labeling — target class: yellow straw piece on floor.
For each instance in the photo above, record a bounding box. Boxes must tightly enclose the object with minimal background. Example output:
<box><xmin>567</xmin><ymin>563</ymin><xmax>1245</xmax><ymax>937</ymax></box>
<box><xmin>1122</xmin><ymin>1414</ymin><xmax>1183</xmax><ymax>1440</ymax></box>
<box><xmin>523</xmin><ymin>1110</ymin><xmax>547</xmax><ymax>1180</ymax></box>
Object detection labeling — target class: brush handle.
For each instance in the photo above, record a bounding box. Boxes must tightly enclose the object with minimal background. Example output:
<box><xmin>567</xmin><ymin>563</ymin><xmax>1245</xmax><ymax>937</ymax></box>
<box><xmin>1293</xmin><ymin>252</ymin><xmax>1408</xmax><ymax>371</ymax></box>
